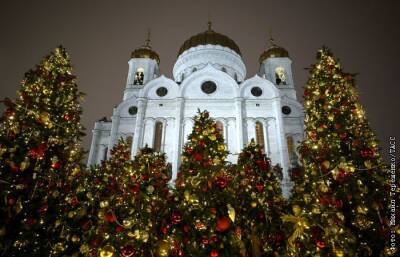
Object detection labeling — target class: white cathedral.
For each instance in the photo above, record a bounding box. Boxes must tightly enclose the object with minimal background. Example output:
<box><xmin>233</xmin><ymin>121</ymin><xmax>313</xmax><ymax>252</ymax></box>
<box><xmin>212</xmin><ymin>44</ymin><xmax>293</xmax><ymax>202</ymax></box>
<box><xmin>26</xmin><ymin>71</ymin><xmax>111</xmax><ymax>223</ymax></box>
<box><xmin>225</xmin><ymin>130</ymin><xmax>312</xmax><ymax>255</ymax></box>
<box><xmin>87</xmin><ymin>24</ymin><xmax>304</xmax><ymax>196</ymax></box>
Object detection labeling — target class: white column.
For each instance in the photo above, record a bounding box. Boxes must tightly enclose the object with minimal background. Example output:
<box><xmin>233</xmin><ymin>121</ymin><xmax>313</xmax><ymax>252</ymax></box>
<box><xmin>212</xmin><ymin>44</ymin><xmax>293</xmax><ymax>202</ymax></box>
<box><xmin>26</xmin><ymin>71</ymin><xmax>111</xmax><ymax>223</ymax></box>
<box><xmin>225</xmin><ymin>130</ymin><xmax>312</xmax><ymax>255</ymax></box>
<box><xmin>87</xmin><ymin>129</ymin><xmax>100</xmax><ymax>166</ymax></box>
<box><xmin>247</xmin><ymin>119</ymin><xmax>256</xmax><ymax>143</ymax></box>
<box><xmin>272</xmin><ymin>99</ymin><xmax>291</xmax><ymax>198</ymax></box>
<box><xmin>171</xmin><ymin>97</ymin><xmax>184</xmax><ymax>183</ymax></box>
<box><xmin>108</xmin><ymin>113</ymin><xmax>120</xmax><ymax>156</ymax></box>
<box><xmin>234</xmin><ymin>98</ymin><xmax>244</xmax><ymax>152</ymax></box>
<box><xmin>131</xmin><ymin>98</ymin><xmax>147</xmax><ymax>157</ymax></box>
<box><xmin>262</xmin><ymin>120</ymin><xmax>271</xmax><ymax>157</ymax></box>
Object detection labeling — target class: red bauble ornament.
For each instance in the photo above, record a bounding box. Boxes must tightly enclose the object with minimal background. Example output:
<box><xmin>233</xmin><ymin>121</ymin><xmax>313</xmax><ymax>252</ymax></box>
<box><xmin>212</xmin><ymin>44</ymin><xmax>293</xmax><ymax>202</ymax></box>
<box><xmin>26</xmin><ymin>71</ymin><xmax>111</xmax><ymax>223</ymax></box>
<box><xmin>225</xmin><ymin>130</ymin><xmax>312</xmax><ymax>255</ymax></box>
<box><xmin>257</xmin><ymin>211</ymin><xmax>266</xmax><ymax>222</ymax></box>
<box><xmin>51</xmin><ymin>162</ymin><xmax>61</xmax><ymax>169</ymax></box>
<box><xmin>25</xmin><ymin>217</ymin><xmax>36</xmax><ymax>227</ymax></box>
<box><xmin>131</xmin><ymin>183</ymin><xmax>140</xmax><ymax>194</ymax></box>
<box><xmin>210</xmin><ymin>249</ymin><xmax>219</xmax><ymax>257</ymax></box>
<box><xmin>256</xmin><ymin>159</ymin><xmax>270</xmax><ymax>171</ymax></box>
<box><xmin>201</xmin><ymin>236</ymin><xmax>209</xmax><ymax>245</ymax></box>
<box><xmin>70</xmin><ymin>196</ymin><xmax>79</xmax><ymax>206</ymax></box>
<box><xmin>255</xmin><ymin>182</ymin><xmax>264</xmax><ymax>192</ymax></box>
<box><xmin>186</xmin><ymin>147</ymin><xmax>193</xmax><ymax>154</ymax></box>
<box><xmin>80</xmin><ymin>219</ymin><xmax>92</xmax><ymax>230</ymax></box>
<box><xmin>361</xmin><ymin>148</ymin><xmax>374</xmax><ymax>159</ymax></box>
<box><xmin>334</xmin><ymin>199</ymin><xmax>343</xmax><ymax>209</ymax></box>
<box><xmin>210</xmin><ymin>207</ymin><xmax>217</xmax><ymax>215</ymax></box>
<box><xmin>171</xmin><ymin>211</ymin><xmax>183</xmax><ymax>225</ymax></box>
<box><xmin>199</xmin><ymin>140</ymin><xmax>205</xmax><ymax>148</ymax></box>
<box><xmin>316</xmin><ymin>240</ymin><xmax>326</xmax><ymax>249</ymax></box>
<box><xmin>120</xmin><ymin>245</ymin><xmax>135</xmax><ymax>257</ymax></box>
<box><xmin>38</xmin><ymin>203</ymin><xmax>49</xmax><ymax>215</ymax></box>
<box><xmin>215</xmin><ymin>176</ymin><xmax>228</xmax><ymax>189</ymax></box>
<box><xmin>194</xmin><ymin>153</ymin><xmax>203</xmax><ymax>161</ymax></box>
<box><xmin>160</xmin><ymin>226</ymin><xmax>168</xmax><ymax>235</ymax></box>
<box><xmin>216</xmin><ymin>216</ymin><xmax>231</xmax><ymax>232</ymax></box>
<box><xmin>63</xmin><ymin>114</ymin><xmax>72</xmax><ymax>121</ymax></box>
<box><xmin>7</xmin><ymin>195</ymin><xmax>16</xmax><ymax>206</ymax></box>
<box><xmin>116</xmin><ymin>225</ymin><xmax>124</xmax><ymax>233</ymax></box>
<box><xmin>105</xmin><ymin>213</ymin><xmax>117</xmax><ymax>223</ymax></box>
<box><xmin>339</xmin><ymin>132</ymin><xmax>347</xmax><ymax>139</ymax></box>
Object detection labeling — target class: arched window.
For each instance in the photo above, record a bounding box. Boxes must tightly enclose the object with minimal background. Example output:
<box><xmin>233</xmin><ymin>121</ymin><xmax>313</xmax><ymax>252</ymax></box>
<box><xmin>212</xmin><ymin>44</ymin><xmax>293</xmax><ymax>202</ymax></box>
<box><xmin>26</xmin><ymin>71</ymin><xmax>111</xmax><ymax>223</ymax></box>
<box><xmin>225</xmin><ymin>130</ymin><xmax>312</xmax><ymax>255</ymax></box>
<box><xmin>275</xmin><ymin>67</ymin><xmax>286</xmax><ymax>85</ymax></box>
<box><xmin>192</xmin><ymin>67</ymin><xmax>197</xmax><ymax>72</ymax></box>
<box><xmin>287</xmin><ymin>136</ymin><xmax>296</xmax><ymax>163</ymax></box>
<box><xmin>216</xmin><ymin>121</ymin><xmax>224</xmax><ymax>139</ymax></box>
<box><xmin>134</xmin><ymin>67</ymin><xmax>144</xmax><ymax>85</ymax></box>
<box><xmin>103</xmin><ymin>146</ymin><xmax>108</xmax><ymax>161</ymax></box>
<box><xmin>126</xmin><ymin>135</ymin><xmax>133</xmax><ymax>148</ymax></box>
<box><xmin>255</xmin><ymin>121</ymin><xmax>265</xmax><ymax>152</ymax></box>
<box><xmin>153</xmin><ymin>121</ymin><xmax>163</xmax><ymax>152</ymax></box>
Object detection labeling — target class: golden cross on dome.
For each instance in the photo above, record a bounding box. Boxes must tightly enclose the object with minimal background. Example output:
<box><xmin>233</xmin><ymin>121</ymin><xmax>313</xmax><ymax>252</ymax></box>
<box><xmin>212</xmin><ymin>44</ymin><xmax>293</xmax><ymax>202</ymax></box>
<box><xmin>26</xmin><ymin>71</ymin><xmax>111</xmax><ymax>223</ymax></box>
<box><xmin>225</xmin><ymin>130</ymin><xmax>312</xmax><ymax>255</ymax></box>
<box><xmin>145</xmin><ymin>28</ymin><xmax>151</xmax><ymax>47</ymax></box>
<box><xmin>268</xmin><ymin>28</ymin><xmax>276</xmax><ymax>46</ymax></box>
<box><xmin>207</xmin><ymin>13</ymin><xmax>212</xmax><ymax>31</ymax></box>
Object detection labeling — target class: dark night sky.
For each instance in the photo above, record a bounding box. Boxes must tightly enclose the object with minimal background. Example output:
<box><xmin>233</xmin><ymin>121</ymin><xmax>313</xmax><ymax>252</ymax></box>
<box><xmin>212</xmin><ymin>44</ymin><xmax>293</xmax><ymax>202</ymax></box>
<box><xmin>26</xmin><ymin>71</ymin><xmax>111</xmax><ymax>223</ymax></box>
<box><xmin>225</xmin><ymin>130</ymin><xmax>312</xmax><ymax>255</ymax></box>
<box><xmin>1</xmin><ymin>0</ymin><xmax>399</xmax><ymax>161</ymax></box>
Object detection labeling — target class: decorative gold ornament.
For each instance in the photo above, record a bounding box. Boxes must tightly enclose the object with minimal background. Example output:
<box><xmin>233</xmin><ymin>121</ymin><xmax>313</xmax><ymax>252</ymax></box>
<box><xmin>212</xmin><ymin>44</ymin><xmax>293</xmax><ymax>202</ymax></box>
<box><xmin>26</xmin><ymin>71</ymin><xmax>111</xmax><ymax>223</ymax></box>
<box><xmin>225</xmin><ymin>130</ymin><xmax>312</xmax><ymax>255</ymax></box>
<box><xmin>227</xmin><ymin>204</ymin><xmax>235</xmax><ymax>222</ymax></box>
<box><xmin>147</xmin><ymin>185</ymin><xmax>155</xmax><ymax>194</ymax></box>
<box><xmin>100</xmin><ymin>201</ymin><xmax>109</xmax><ymax>208</ymax></box>
<box><xmin>281</xmin><ymin>214</ymin><xmax>309</xmax><ymax>247</ymax></box>
<box><xmin>292</xmin><ymin>205</ymin><xmax>301</xmax><ymax>215</ymax></box>
<box><xmin>100</xmin><ymin>245</ymin><xmax>115</xmax><ymax>257</ymax></box>
<box><xmin>156</xmin><ymin>239</ymin><xmax>171</xmax><ymax>257</ymax></box>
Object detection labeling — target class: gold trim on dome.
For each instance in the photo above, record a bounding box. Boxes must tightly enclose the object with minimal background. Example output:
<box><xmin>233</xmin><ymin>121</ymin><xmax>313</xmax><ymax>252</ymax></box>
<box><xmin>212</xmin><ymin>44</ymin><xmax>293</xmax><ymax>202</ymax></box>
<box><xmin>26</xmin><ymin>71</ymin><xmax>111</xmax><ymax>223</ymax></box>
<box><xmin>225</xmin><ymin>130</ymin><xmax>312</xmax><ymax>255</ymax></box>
<box><xmin>131</xmin><ymin>47</ymin><xmax>160</xmax><ymax>64</ymax></box>
<box><xmin>131</xmin><ymin>29</ymin><xmax>160</xmax><ymax>64</ymax></box>
<box><xmin>258</xmin><ymin>37</ymin><xmax>289</xmax><ymax>63</ymax></box>
<box><xmin>178</xmin><ymin>24</ymin><xmax>241</xmax><ymax>57</ymax></box>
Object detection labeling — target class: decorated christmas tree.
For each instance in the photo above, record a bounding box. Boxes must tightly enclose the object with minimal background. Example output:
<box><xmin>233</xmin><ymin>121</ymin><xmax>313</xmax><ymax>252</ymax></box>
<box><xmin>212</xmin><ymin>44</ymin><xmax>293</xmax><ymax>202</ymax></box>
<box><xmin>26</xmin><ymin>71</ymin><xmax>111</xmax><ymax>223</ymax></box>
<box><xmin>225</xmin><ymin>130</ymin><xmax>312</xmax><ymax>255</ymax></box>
<box><xmin>285</xmin><ymin>48</ymin><xmax>392</xmax><ymax>256</ymax></box>
<box><xmin>59</xmin><ymin>139</ymin><xmax>172</xmax><ymax>257</ymax></box>
<box><xmin>233</xmin><ymin>140</ymin><xmax>286</xmax><ymax>256</ymax></box>
<box><xmin>0</xmin><ymin>46</ymin><xmax>85</xmax><ymax>256</ymax></box>
<box><xmin>173</xmin><ymin>110</ymin><xmax>243</xmax><ymax>257</ymax></box>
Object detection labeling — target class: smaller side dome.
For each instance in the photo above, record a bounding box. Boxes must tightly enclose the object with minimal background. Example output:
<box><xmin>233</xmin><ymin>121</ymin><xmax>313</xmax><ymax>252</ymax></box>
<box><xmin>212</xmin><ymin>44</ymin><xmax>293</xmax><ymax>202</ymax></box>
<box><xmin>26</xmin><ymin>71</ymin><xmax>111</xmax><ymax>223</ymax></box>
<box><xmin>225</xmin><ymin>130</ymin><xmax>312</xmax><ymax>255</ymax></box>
<box><xmin>259</xmin><ymin>37</ymin><xmax>289</xmax><ymax>63</ymax></box>
<box><xmin>131</xmin><ymin>31</ymin><xmax>160</xmax><ymax>64</ymax></box>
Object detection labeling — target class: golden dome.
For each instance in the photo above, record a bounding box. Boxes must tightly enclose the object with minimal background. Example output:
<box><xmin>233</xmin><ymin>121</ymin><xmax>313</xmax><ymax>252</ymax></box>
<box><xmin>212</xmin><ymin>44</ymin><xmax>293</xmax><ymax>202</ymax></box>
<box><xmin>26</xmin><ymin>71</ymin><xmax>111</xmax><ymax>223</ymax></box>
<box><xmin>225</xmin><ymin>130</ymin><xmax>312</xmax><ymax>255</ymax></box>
<box><xmin>259</xmin><ymin>38</ymin><xmax>289</xmax><ymax>63</ymax></box>
<box><xmin>178</xmin><ymin>22</ymin><xmax>241</xmax><ymax>57</ymax></box>
<box><xmin>131</xmin><ymin>31</ymin><xmax>160</xmax><ymax>64</ymax></box>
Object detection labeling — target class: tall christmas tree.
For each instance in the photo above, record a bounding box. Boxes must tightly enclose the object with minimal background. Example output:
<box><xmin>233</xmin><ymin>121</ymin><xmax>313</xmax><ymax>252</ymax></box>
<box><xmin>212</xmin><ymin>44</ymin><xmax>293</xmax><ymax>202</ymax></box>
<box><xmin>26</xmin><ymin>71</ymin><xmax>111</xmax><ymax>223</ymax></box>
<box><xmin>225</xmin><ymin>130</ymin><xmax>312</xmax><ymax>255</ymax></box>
<box><xmin>0</xmin><ymin>47</ymin><xmax>85</xmax><ymax>256</ymax></box>
<box><xmin>233</xmin><ymin>140</ymin><xmax>286</xmax><ymax>256</ymax></box>
<box><xmin>286</xmin><ymin>48</ymin><xmax>392</xmax><ymax>256</ymax></box>
<box><xmin>59</xmin><ymin>139</ymin><xmax>173</xmax><ymax>257</ymax></box>
<box><xmin>173</xmin><ymin>110</ymin><xmax>243</xmax><ymax>257</ymax></box>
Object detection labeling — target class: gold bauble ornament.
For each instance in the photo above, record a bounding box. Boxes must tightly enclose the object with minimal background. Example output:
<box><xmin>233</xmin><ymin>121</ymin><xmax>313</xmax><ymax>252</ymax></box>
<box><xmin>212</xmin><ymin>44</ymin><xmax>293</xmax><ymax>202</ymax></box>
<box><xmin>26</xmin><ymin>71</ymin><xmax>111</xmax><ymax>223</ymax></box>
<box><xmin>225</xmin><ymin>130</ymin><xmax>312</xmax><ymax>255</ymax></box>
<box><xmin>141</xmin><ymin>231</ymin><xmax>149</xmax><ymax>242</ymax></box>
<box><xmin>20</xmin><ymin>157</ymin><xmax>30</xmax><ymax>171</ymax></box>
<box><xmin>227</xmin><ymin>204</ymin><xmax>235</xmax><ymax>222</ymax></box>
<box><xmin>100</xmin><ymin>245</ymin><xmax>115</xmax><ymax>257</ymax></box>
<box><xmin>80</xmin><ymin>244</ymin><xmax>90</xmax><ymax>255</ymax></box>
<box><xmin>319</xmin><ymin>183</ymin><xmax>329</xmax><ymax>193</ymax></box>
<box><xmin>250</xmin><ymin>201</ymin><xmax>257</xmax><ymax>208</ymax></box>
<box><xmin>71</xmin><ymin>235</ymin><xmax>80</xmax><ymax>242</ymax></box>
<box><xmin>98</xmin><ymin>210</ymin><xmax>105</xmax><ymax>219</ymax></box>
<box><xmin>209</xmin><ymin>134</ymin><xmax>216</xmax><ymax>141</ymax></box>
<box><xmin>292</xmin><ymin>205</ymin><xmax>301</xmax><ymax>215</ymax></box>
<box><xmin>147</xmin><ymin>185</ymin><xmax>155</xmax><ymax>194</ymax></box>
<box><xmin>156</xmin><ymin>240</ymin><xmax>171</xmax><ymax>257</ymax></box>
<box><xmin>312</xmin><ymin>207</ymin><xmax>321</xmax><ymax>214</ymax></box>
<box><xmin>334</xmin><ymin>249</ymin><xmax>344</xmax><ymax>257</ymax></box>
<box><xmin>218</xmin><ymin>144</ymin><xmax>225</xmax><ymax>151</ymax></box>
<box><xmin>303</xmin><ymin>194</ymin><xmax>312</xmax><ymax>204</ymax></box>
<box><xmin>123</xmin><ymin>219</ymin><xmax>133</xmax><ymax>228</ymax></box>
<box><xmin>100</xmin><ymin>201</ymin><xmax>109</xmax><ymax>208</ymax></box>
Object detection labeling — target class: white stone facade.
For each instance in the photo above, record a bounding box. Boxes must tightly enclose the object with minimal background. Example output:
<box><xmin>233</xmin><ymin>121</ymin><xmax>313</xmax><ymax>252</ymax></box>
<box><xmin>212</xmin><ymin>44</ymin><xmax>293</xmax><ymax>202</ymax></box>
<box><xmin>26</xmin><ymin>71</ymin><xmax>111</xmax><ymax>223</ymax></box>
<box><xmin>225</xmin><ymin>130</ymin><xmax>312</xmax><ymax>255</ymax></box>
<box><xmin>87</xmin><ymin>40</ymin><xmax>303</xmax><ymax>196</ymax></box>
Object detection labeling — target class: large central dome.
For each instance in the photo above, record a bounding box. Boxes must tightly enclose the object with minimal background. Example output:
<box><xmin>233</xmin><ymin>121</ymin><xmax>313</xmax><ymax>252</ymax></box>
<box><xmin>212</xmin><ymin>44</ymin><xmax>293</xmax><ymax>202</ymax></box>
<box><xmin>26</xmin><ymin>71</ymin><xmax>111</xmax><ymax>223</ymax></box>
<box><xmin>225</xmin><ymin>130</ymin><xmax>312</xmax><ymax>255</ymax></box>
<box><xmin>178</xmin><ymin>23</ymin><xmax>241</xmax><ymax>56</ymax></box>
